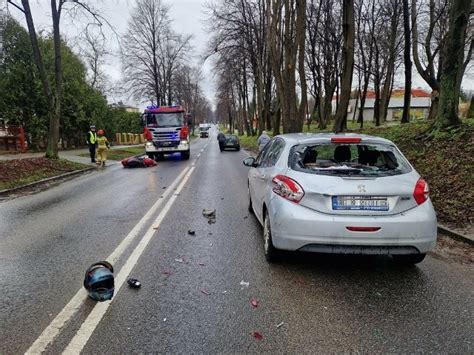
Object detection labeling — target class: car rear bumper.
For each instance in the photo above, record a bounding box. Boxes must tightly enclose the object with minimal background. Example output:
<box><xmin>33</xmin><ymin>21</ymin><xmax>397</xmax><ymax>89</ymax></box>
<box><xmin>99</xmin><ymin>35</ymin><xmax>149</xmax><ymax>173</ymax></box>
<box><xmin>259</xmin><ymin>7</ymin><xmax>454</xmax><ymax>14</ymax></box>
<box><xmin>269</xmin><ymin>196</ymin><xmax>437</xmax><ymax>254</ymax></box>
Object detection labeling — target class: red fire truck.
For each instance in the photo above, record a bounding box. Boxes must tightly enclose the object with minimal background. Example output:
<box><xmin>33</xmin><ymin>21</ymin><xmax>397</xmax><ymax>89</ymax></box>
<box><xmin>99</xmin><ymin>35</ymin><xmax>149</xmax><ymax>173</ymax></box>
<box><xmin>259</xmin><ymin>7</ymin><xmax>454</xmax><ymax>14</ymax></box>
<box><xmin>142</xmin><ymin>105</ymin><xmax>190</xmax><ymax>160</ymax></box>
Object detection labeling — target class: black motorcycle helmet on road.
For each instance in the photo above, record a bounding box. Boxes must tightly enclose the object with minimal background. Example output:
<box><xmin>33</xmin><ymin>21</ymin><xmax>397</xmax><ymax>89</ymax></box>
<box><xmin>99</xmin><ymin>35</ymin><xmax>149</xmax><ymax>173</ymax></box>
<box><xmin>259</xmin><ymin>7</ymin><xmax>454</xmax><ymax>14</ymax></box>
<box><xmin>83</xmin><ymin>261</ymin><xmax>114</xmax><ymax>302</ymax></box>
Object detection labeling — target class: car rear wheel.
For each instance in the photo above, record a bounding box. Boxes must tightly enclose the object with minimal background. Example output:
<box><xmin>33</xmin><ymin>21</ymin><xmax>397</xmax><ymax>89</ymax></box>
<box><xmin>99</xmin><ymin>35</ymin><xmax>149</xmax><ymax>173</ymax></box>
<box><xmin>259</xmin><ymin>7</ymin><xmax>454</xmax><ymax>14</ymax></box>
<box><xmin>236</xmin><ymin>146</ymin><xmax>240</xmax><ymax>151</ymax></box>
<box><xmin>263</xmin><ymin>210</ymin><xmax>279</xmax><ymax>262</ymax></box>
<box><xmin>393</xmin><ymin>253</ymin><xmax>426</xmax><ymax>265</ymax></box>
<box><xmin>146</xmin><ymin>153</ymin><xmax>155</xmax><ymax>160</ymax></box>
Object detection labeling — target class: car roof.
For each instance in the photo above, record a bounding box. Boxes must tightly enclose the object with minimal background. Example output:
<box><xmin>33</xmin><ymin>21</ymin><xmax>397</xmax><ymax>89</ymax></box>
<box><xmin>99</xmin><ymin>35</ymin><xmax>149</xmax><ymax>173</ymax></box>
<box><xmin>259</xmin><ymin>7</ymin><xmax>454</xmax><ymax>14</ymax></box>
<box><xmin>276</xmin><ymin>132</ymin><xmax>394</xmax><ymax>145</ymax></box>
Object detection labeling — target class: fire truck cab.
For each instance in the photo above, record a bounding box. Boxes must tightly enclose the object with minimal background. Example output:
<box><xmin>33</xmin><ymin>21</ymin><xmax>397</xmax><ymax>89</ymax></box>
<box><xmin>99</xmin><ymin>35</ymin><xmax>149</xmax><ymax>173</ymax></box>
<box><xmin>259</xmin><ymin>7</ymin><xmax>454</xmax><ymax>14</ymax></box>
<box><xmin>142</xmin><ymin>105</ymin><xmax>190</xmax><ymax>160</ymax></box>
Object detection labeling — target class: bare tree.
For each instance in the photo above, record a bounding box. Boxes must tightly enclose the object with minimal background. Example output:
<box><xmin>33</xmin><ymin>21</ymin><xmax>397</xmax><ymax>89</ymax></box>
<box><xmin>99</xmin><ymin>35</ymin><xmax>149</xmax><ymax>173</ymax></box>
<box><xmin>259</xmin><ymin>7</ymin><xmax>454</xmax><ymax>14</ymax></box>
<box><xmin>267</xmin><ymin>0</ymin><xmax>307</xmax><ymax>133</ymax></box>
<box><xmin>121</xmin><ymin>0</ymin><xmax>170</xmax><ymax>104</ymax></box>
<box><xmin>436</xmin><ymin>0</ymin><xmax>472</xmax><ymax>128</ymax></box>
<box><xmin>78</xmin><ymin>25</ymin><xmax>109</xmax><ymax>92</ymax></box>
<box><xmin>401</xmin><ymin>0</ymin><xmax>411</xmax><ymax>123</ymax></box>
<box><xmin>333</xmin><ymin>0</ymin><xmax>355</xmax><ymax>132</ymax></box>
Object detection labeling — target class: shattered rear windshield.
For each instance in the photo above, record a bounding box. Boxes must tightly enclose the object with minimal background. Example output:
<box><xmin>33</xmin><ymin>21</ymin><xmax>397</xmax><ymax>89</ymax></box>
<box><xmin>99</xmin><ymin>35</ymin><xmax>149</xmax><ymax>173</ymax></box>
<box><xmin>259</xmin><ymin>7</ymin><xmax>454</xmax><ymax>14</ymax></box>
<box><xmin>289</xmin><ymin>143</ymin><xmax>412</xmax><ymax>177</ymax></box>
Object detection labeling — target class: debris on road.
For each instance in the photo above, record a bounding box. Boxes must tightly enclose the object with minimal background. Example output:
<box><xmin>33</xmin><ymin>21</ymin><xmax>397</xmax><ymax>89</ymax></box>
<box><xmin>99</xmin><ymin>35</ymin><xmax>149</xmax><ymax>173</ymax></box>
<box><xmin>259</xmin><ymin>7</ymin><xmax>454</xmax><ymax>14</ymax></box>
<box><xmin>276</xmin><ymin>322</ymin><xmax>285</xmax><ymax>328</ymax></box>
<box><xmin>198</xmin><ymin>262</ymin><xmax>205</xmax><ymax>266</ymax></box>
<box><xmin>201</xmin><ymin>288</ymin><xmax>210</xmax><ymax>296</ymax></box>
<box><xmin>127</xmin><ymin>278</ymin><xmax>141</xmax><ymax>289</ymax></box>
<box><xmin>243</xmin><ymin>216</ymin><xmax>248</xmax><ymax>219</ymax></box>
<box><xmin>83</xmin><ymin>261</ymin><xmax>114</xmax><ymax>302</ymax></box>
<box><xmin>188</xmin><ymin>229</ymin><xmax>196</xmax><ymax>236</ymax></box>
<box><xmin>175</xmin><ymin>257</ymin><xmax>184</xmax><ymax>263</ymax></box>
<box><xmin>252</xmin><ymin>331</ymin><xmax>263</xmax><ymax>340</ymax></box>
<box><xmin>240</xmin><ymin>280</ymin><xmax>250</xmax><ymax>289</ymax></box>
<box><xmin>163</xmin><ymin>318</ymin><xmax>167</xmax><ymax>322</ymax></box>
<box><xmin>251</xmin><ymin>298</ymin><xmax>259</xmax><ymax>308</ymax></box>
<box><xmin>202</xmin><ymin>209</ymin><xmax>216</xmax><ymax>224</ymax></box>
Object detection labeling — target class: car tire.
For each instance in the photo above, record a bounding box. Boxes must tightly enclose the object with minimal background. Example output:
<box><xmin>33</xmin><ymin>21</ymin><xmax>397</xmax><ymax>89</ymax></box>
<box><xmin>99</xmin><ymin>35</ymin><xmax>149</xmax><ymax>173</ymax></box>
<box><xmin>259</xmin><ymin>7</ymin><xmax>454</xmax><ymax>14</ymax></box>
<box><xmin>181</xmin><ymin>150</ymin><xmax>190</xmax><ymax>160</ymax></box>
<box><xmin>146</xmin><ymin>153</ymin><xmax>155</xmax><ymax>160</ymax></box>
<box><xmin>263</xmin><ymin>210</ymin><xmax>279</xmax><ymax>262</ymax></box>
<box><xmin>236</xmin><ymin>146</ymin><xmax>240</xmax><ymax>151</ymax></box>
<box><xmin>393</xmin><ymin>253</ymin><xmax>426</xmax><ymax>265</ymax></box>
<box><xmin>248</xmin><ymin>185</ymin><xmax>254</xmax><ymax>214</ymax></box>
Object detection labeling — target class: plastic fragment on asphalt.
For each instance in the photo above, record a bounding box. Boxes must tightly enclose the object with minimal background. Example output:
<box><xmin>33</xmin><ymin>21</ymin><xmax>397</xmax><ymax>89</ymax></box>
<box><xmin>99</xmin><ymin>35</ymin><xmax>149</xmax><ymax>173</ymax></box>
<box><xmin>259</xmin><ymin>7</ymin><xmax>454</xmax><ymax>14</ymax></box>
<box><xmin>252</xmin><ymin>331</ymin><xmax>263</xmax><ymax>340</ymax></box>
<box><xmin>163</xmin><ymin>318</ymin><xmax>167</xmax><ymax>322</ymax></box>
<box><xmin>175</xmin><ymin>257</ymin><xmax>184</xmax><ymax>263</ymax></box>
<box><xmin>127</xmin><ymin>278</ymin><xmax>141</xmax><ymax>289</ymax></box>
<box><xmin>276</xmin><ymin>322</ymin><xmax>284</xmax><ymax>328</ymax></box>
<box><xmin>198</xmin><ymin>262</ymin><xmax>205</xmax><ymax>266</ymax></box>
<box><xmin>188</xmin><ymin>230</ymin><xmax>196</xmax><ymax>236</ymax></box>
<box><xmin>201</xmin><ymin>289</ymin><xmax>210</xmax><ymax>296</ymax></box>
<box><xmin>202</xmin><ymin>209</ymin><xmax>216</xmax><ymax>218</ymax></box>
<box><xmin>240</xmin><ymin>280</ymin><xmax>249</xmax><ymax>289</ymax></box>
<box><xmin>251</xmin><ymin>299</ymin><xmax>259</xmax><ymax>308</ymax></box>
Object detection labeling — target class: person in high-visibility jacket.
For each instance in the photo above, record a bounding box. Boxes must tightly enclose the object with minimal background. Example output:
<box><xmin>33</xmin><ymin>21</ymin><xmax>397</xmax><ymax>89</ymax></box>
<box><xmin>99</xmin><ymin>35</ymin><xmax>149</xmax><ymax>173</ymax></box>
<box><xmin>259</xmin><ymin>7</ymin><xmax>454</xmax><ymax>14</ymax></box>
<box><xmin>96</xmin><ymin>129</ymin><xmax>110</xmax><ymax>166</ymax></box>
<box><xmin>86</xmin><ymin>125</ymin><xmax>97</xmax><ymax>163</ymax></box>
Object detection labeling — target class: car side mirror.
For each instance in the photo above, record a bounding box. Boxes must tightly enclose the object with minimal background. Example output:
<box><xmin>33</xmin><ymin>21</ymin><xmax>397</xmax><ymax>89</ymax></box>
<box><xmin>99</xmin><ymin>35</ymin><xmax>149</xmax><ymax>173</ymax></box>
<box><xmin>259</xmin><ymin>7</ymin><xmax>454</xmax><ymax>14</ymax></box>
<box><xmin>243</xmin><ymin>157</ymin><xmax>256</xmax><ymax>167</ymax></box>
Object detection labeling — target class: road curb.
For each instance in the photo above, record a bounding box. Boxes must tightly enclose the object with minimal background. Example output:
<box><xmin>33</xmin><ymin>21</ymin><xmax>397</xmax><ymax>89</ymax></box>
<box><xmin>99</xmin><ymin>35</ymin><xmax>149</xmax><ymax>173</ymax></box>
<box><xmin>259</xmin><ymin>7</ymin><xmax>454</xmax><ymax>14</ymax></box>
<box><xmin>437</xmin><ymin>225</ymin><xmax>474</xmax><ymax>246</ymax></box>
<box><xmin>0</xmin><ymin>167</ymin><xmax>95</xmax><ymax>196</ymax></box>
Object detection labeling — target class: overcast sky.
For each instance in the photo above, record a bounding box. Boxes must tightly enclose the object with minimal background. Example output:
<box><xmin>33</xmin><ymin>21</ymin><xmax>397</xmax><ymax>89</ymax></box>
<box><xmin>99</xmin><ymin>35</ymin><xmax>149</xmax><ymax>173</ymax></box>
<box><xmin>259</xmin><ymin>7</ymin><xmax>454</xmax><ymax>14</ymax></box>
<box><xmin>7</xmin><ymin>0</ymin><xmax>216</xmax><ymax>107</ymax></box>
<box><xmin>6</xmin><ymin>0</ymin><xmax>473</xmax><ymax>109</ymax></box>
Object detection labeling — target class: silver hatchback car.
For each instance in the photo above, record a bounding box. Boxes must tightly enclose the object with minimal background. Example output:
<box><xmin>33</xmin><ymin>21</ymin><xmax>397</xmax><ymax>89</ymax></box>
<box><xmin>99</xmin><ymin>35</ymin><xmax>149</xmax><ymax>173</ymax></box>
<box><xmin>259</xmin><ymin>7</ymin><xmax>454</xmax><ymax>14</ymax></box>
<box><xmin>243</xmin><ymin>133</ymin><xmax>437</xmax><ymax>264</ymax></box>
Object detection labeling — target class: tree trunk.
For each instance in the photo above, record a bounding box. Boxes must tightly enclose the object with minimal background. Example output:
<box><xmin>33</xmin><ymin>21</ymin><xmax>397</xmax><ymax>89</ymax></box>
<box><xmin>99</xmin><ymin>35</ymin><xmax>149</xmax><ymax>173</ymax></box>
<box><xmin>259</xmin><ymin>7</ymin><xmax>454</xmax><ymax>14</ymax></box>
<box><xmin>401</xmin><ymin>0</ymin><xmax>412</xmax><ymax>123</ymax></box>
<box><xmin>333</xmin><ymin>0</ymin><xmax>355</xmax><ymax>133</ymax></box>
<box><xmin>435</xmin><ymin>0</ymin><xmax>470</xmax><ymax>129</ymax></box>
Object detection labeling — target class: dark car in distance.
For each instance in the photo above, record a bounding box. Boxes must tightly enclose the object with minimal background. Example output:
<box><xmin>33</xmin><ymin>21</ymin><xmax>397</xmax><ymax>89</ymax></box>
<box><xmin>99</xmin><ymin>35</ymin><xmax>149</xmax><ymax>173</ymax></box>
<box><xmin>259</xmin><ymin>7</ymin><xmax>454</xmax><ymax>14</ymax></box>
<box><xmin>221</xmin><ymin>134</ymin><xmax>240</xmax><ymax>151</ymax></box>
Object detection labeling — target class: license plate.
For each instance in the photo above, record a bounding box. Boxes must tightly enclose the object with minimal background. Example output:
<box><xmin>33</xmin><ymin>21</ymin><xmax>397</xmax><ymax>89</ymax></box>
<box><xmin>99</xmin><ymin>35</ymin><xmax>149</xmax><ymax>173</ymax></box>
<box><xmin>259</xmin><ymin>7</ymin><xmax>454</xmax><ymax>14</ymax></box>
<box><xmin>332</xmin><ymin>196</ymin><xmax>389</xmax><ymax>211</ymax></box>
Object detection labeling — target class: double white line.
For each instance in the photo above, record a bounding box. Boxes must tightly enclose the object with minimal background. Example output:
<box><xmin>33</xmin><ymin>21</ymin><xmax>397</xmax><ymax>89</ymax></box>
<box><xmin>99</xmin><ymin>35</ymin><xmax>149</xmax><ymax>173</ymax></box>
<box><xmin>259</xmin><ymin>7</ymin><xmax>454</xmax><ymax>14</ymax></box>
<box><xmin>27</xmin><ymin>146</ymin><xmax>205</xmax><ymax>354</ymax></box>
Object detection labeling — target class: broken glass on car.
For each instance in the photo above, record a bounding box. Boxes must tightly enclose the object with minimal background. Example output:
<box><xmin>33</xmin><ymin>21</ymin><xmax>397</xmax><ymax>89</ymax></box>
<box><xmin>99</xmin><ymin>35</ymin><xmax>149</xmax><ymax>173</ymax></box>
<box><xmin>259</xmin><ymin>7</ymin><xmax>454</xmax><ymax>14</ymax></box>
<box><xmin>289</xmin><ymin>142</ymin><xmax>411</xmax><ymax>177</ymax></box>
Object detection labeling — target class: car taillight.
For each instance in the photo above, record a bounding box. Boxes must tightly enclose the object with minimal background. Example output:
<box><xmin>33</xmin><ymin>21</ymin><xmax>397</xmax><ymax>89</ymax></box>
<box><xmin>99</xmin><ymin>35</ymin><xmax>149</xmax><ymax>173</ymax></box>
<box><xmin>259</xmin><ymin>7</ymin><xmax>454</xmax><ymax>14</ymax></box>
<box><xmin>144</xmin><ymin>127</ymin><xmax>152</xmax><ymax>141</ymax></box>
<box><xmin>413</xmin><ymin>178</ymin><xmax>429</xmax><ymax>205</ymax></box>
<box><xmin>272</xmin><ymin>175</ymin><xmax>305</xmax><ymax>203</ymax></box>
<box><xmin>180</xmin><ymin>126</ymin><xmax>189</xmax><ymax>140</ymax></box>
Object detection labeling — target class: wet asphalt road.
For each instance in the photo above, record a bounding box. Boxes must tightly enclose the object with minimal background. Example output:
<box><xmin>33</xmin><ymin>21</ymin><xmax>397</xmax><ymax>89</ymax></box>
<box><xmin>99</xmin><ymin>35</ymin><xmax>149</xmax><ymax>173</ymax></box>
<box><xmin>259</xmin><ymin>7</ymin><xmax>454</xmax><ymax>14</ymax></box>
<box><xmin>0</xmin><ymin>131</ymin><xmax>473</xmax><ymax>354</ymax></box>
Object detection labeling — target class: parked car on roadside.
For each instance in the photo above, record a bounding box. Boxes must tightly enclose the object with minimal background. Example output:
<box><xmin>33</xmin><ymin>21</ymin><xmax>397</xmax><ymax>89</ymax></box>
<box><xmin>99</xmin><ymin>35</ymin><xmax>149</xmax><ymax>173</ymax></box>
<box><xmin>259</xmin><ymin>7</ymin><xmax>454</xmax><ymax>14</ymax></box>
<box><xmin>221</xmin><ymin>134</ymin><xmax>240</xmax><ymax>151</ymax></box>
<box><xmin>243</xmin><ymin>133</ymin><xmax>437</xmax><ymax>264</ymax></box>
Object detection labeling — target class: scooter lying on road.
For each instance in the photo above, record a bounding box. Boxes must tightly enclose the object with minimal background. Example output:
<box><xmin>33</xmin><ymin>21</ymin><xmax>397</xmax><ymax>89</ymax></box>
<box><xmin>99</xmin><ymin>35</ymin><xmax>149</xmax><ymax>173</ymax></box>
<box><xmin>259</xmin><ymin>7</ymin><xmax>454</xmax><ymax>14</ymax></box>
<box><xmin>121</xmin><ymin>154</ymin><xmax>157</xmax><ymax>168</ymax></box>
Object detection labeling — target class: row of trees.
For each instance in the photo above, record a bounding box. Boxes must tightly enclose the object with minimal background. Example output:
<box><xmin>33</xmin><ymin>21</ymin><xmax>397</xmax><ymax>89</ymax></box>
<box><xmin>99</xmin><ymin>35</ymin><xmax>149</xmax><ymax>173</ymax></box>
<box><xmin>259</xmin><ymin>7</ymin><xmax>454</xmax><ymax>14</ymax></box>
<box><xmin>208</xmin><ymin>0</ymin><xmax>473</xmax><ymax>135</ymax></box>
<box><xmin>0</xmin><ymin>16</ymin><xmax>141</xmax><ymax>150</ymax></box>
<box><xmin>2</xmin><ymin>0</ymin><xmax>211</xmax><ymax>157</ymax></box>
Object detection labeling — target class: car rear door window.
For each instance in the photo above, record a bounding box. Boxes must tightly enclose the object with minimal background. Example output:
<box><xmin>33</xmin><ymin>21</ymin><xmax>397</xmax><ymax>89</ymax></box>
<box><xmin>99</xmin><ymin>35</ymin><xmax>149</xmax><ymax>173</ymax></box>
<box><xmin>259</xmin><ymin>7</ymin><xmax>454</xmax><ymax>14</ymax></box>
<box><xmin>255</xmin><ymin>140</ymin><xmax>274</xmax><ymax>167</ymax></box>
<box><xmin>261</xmin><ymin>138</ymin><xmax>285</xmax><ymax>168</ymax></box>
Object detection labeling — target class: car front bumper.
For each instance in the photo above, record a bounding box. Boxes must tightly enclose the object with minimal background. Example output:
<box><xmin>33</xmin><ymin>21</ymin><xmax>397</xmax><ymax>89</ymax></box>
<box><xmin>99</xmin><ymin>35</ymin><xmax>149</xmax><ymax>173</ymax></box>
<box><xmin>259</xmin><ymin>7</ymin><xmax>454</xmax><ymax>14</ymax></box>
<box><xmin>268</xmin><ymin>196</ymin><xmax>437</xmax><ymax>254</ymax></box>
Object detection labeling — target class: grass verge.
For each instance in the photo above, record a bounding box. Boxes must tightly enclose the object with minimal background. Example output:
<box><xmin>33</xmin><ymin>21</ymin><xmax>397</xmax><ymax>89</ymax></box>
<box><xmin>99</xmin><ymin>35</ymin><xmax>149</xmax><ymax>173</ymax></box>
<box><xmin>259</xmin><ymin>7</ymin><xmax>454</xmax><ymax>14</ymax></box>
<box><xmin>0</xmin><ymin>158</ymin><xmax>89</xmax><ymax>191</ymax></box>
<box><xmin>80</xmin><ymin>146</ymin><xmax>146</xmax><ymax>161</ymax></box>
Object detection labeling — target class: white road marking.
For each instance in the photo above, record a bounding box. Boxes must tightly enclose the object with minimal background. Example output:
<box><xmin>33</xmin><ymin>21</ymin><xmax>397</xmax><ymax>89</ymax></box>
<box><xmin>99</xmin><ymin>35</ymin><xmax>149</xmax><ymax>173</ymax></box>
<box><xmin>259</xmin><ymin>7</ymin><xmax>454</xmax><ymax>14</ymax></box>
<box><xmin>26</xmin><ymin>140</ymin><xmax>208</xmax><ymax>354</ymax></box>
<box><xmin>63</xmin><ymin>166</ymin><xmax>196</xmax><ymax>354</ymax></box>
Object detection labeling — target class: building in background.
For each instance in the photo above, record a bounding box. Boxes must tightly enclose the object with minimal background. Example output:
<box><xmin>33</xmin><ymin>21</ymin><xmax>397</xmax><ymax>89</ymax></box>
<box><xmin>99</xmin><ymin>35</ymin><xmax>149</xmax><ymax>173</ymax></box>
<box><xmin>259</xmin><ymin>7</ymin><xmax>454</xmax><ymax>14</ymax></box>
<box><xmin>109</xmin><ymin>101</ymin><xmax>139</xmax><ymax>113</ymax></box>
<box><xmin>332</xmin><ymin>89</ymin><xmax>432</xmax><ymax>121</ymax></box>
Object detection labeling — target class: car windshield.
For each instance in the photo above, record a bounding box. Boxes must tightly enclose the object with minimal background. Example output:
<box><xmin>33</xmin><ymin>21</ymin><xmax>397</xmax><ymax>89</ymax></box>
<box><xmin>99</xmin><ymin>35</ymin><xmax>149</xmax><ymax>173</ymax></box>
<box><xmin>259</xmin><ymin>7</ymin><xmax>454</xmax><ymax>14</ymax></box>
<box><xmin>225</xmin><ymin>135</ymin><xmax>237</xmax><ymax>140</ymax></box>
<box><xmin>146</xmin><ymin>112</ymin><xmax>183</xmax><ymax>128</ymax></box>
<box><xmin>289</xmin><ymin>142</ymin><xmax>411</xmax><ymax>177</ymax></box>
